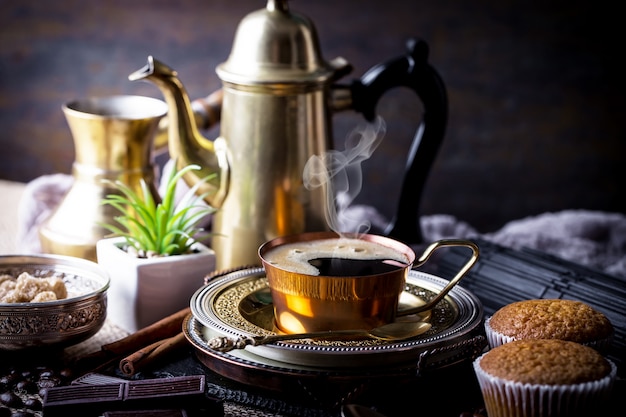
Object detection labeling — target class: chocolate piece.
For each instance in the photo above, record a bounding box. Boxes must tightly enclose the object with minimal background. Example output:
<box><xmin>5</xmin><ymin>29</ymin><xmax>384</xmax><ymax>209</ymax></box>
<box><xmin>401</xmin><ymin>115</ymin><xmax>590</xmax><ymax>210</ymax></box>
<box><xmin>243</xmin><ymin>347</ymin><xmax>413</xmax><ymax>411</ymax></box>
<box><xmin>43</xmin><ymin>375</ymin><xmax>223</xmax><ymax>417</ymax></box>
<box><xmin>44</xmin><ymin>382</ymin><xmax>124</xmax><ymax>406</ymax></box>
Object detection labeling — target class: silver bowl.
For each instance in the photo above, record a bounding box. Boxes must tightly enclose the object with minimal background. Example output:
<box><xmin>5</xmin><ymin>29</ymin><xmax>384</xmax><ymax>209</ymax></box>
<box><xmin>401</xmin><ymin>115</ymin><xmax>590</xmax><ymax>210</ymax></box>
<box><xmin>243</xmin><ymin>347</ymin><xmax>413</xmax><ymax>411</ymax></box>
<box><xmin>0</xmin><ymin>254</ymin><xmax>109</xmax><ymax>350</ymax></box>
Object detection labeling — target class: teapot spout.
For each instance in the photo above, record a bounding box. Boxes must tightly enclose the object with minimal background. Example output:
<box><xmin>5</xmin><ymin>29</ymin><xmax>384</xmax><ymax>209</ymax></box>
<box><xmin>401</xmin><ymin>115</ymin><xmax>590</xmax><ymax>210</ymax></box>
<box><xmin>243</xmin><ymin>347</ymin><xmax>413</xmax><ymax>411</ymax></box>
<box><xmin>129</xmin><ymin>56</ymin><xmax>228</xmax><ymax>208</ymax></box>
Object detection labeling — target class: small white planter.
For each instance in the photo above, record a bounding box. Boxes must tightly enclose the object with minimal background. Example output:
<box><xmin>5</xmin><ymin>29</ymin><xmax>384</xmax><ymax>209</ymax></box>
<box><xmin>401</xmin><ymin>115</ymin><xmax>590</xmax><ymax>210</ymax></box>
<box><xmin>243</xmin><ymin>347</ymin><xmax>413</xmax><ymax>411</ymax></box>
<box><xmin>96</xmin><ymin>237</ymin><xmax>216</xmax><ymax>333</ymax></box>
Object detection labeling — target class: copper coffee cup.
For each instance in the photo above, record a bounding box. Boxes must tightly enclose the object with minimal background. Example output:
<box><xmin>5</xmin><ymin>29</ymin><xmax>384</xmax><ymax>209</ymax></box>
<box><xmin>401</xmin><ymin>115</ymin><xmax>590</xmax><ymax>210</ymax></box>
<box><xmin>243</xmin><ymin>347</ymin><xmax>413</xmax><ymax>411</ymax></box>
<box><xmin>258</xmin><ymin>231</ymin><xmax>416</xmax><ymax>334</ymax></box>
<box><xmin>260</xmin><ymin>232</ymin><xmax>480</xmax><ymax>334</ymax></box>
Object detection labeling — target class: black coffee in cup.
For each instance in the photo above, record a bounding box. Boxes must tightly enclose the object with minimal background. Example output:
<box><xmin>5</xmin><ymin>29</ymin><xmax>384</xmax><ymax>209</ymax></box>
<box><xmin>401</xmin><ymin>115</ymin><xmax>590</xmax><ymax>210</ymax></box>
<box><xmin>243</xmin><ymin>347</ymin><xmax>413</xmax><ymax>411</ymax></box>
<box><xmin>263</xmin><ymin>237</ymin><xmax>410</xmax><ymax>277</ymax></box>
<box><xmin>308</xmin><ymin>257</ymin><xmax>407</xmax><ymax>276</ymax></box>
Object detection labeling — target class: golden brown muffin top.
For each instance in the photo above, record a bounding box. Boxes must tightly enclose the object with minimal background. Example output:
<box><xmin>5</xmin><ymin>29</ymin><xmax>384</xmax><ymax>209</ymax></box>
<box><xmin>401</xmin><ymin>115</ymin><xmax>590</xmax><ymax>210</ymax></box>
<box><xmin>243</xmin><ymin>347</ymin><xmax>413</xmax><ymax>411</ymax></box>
<box><xmin>479</xmin><ymin>339</ymin><xmax>612</xmax><ymax>385</ymax></box>
<box><xmin>489</xmin><ymin>299</ymin><xmax>613</xmax><ymax>342</ymax></box>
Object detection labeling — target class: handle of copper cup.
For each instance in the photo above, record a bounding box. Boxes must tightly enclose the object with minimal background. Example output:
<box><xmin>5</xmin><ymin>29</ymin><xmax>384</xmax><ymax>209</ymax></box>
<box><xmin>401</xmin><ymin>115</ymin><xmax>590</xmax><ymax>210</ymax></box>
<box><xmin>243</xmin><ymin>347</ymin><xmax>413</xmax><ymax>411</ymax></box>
<box><xmin>397</xmin><ymin>239</ymin><xmax>480</xmax><ymax>316</ymax></box>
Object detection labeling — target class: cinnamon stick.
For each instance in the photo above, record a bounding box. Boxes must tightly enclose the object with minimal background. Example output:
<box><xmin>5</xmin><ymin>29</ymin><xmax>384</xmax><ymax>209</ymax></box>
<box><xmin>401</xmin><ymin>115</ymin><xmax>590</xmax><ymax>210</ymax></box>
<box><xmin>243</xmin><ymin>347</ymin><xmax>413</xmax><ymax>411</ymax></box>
<box><xmin>119</xmin><ymin>332</ymin><xmax>188</xmax><ymax>376</ymax></box>
<box><xmin>102</xmin><ymin>307</ymin><xmax>190</xmax><ymax>356</ymax></box>
<box><xmin>75</xmin><ymin>307</ymin><xmax>190</xmax><ymax>374</ymax></box>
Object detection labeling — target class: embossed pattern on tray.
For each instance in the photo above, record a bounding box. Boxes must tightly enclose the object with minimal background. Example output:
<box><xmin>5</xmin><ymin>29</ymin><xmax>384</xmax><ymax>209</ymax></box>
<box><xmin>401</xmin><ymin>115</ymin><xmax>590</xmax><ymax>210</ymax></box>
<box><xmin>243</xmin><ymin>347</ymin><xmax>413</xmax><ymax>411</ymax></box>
<box><xmin>212</xmin><ymin>277</ymin><xmax>457</xmax><ymax>348</ymax></box>
<box><xmin>187</xmin><ymin>266</ymin><xmax>485</xmax><ymax>369</ymax></box>
<box><xmin>190</xmin><ymin>267</ymin><xmax>486</xmax><ymax>357</ymax></box>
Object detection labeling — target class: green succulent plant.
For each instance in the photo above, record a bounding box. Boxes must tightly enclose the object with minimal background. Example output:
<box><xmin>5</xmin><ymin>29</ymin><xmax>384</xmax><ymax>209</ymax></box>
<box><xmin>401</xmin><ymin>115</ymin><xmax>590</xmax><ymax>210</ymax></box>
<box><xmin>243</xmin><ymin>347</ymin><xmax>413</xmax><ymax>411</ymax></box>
<box><xmin>101</xmin><ymin>162</ymin><xmax>216</xmax><ymax>258</ymax></box>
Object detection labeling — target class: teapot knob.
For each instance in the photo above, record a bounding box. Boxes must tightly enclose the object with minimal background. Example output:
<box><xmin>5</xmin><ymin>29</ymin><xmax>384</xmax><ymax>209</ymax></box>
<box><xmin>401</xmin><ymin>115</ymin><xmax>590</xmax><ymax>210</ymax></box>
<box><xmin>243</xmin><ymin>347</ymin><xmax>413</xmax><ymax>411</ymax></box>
<box><xmin>267</xmin><ymin>0</ymin><xmax>288</xmax><ymax>12</ymax></box>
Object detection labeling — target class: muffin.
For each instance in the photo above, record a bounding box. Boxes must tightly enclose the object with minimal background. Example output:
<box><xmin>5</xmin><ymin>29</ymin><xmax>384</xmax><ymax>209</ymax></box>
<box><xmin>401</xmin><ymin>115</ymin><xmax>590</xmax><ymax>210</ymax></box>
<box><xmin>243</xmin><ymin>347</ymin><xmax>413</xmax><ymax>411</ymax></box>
<box><xmin>485</xmin><ymin>299</ymin><xmax>613</xmax><ymax>353</ymax></box>
<box><xmin>473</xmin><ymin>339</ymin><xmax>617</xmax><ymax>417</ymax></box>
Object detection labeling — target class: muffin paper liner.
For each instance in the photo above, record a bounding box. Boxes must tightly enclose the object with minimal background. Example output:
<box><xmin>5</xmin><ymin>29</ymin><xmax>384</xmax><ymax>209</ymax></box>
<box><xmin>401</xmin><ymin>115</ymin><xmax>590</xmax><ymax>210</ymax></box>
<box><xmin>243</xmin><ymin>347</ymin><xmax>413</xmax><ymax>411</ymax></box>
<box><xmin>484</xmin><ymin>316</ymin><xmax>515</xmax><ymax>348</ymax></box>
<box><xmin>484</xmin><ymin>315</ymin><xmax>614</xmax><ymax>354</ymax></box>
<box><xmin>473</xmin><ymin>355</ymin><xmax>616</xmax><ymax>417</ymax></box>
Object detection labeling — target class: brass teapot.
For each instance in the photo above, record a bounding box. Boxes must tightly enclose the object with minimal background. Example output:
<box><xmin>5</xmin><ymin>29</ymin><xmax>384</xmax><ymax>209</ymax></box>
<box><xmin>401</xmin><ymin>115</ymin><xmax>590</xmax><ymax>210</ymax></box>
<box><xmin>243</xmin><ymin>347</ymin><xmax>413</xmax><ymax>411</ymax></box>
<box><xmin>129</xmin><ymin>0</ymin><xmax>447</xmax><ymax>270</ymax></box>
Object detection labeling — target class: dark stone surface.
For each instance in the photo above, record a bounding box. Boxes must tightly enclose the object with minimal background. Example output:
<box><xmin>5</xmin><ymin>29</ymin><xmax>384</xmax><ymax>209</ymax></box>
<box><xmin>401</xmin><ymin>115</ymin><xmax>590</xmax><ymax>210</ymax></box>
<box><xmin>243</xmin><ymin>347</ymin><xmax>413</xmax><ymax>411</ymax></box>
<box><xmin>1</xmin><ymin>0</ymin><xmax>624</xmax><ymax>233</ymax></box>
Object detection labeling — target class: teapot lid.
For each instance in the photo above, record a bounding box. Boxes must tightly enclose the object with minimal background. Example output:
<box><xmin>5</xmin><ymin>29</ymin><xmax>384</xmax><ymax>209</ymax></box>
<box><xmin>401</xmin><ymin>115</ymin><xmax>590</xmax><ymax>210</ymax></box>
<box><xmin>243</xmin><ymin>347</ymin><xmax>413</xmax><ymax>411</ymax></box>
<box><xmin>216</xmin><ymin>0</ymin><xmax>335</xmax><ymax>85</ymax></box>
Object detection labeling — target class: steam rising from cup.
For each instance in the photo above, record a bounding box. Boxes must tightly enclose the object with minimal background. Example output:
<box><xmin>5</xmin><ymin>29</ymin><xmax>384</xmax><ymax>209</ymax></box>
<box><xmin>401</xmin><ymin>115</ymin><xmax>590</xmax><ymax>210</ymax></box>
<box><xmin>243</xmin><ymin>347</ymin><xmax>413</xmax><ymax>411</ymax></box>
<box><xmin>303</xmin><ymin>116</ymin><xmax>386</xmax><ymax>236</ymax></box>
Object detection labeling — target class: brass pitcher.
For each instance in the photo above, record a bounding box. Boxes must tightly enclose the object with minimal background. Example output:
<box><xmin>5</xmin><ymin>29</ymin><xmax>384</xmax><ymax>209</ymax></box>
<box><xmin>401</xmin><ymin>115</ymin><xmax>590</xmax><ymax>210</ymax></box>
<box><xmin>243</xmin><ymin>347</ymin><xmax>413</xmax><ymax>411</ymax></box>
<box><xmin>129</xmin><ymin>0</ymin><xmax>447</xmax><ymax>270</ymax></box>
<box><xmin>39</xmin><ymin>95</ymin><xmax>167</xmax><ymax>261</ymax></box>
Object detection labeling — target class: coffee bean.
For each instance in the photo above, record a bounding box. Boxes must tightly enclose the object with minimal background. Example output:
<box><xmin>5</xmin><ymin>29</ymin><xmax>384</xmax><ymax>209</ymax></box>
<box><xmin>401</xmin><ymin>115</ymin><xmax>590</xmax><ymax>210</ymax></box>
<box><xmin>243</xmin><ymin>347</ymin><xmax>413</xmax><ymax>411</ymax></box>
<box><xmin>14</xmin><ymin>381</ymin><xmax>37</xmax><ymax>395</ymax></box>
<box><xmin>35</xmin><ymin>370</ymin><xmax>53</xmax><ymax>380</ymax></box>
<box><xmin>0</xmin><ymin>375</ymin><xmax>17</xmax><ymax>389</ymax></box>
<box><xmin>0</xmin><ymin>392</ymin><xmax>23</xmax><ymax>409</ymax></box>
<box><xmin>1</xmin><ymin>364</ymin><xmax>69</xmax><ymax>417</ymax></box>
<box><xmin>23</xmin><ymin>398</ymin><xmax>42</xmax><ymax>411</ymax></box>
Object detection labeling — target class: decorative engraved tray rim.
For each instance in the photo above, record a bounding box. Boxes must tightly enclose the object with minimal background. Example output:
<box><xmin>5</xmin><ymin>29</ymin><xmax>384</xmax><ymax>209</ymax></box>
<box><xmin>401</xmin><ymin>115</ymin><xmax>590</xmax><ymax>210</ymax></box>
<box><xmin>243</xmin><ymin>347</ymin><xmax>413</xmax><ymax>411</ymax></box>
<box><xmin>189</xmin><ymin>267</ymin><xmax>484</xmax><ymax>368</ymax></box>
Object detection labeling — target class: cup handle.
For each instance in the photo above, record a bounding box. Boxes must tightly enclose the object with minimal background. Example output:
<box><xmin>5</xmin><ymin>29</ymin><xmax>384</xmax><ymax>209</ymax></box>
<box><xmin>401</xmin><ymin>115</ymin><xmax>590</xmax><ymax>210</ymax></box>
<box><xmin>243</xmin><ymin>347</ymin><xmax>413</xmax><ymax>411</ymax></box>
<box><xmin>399</xmin><ymin>239</ymin><xmax>480</xmax><ymax>316</ymax></box>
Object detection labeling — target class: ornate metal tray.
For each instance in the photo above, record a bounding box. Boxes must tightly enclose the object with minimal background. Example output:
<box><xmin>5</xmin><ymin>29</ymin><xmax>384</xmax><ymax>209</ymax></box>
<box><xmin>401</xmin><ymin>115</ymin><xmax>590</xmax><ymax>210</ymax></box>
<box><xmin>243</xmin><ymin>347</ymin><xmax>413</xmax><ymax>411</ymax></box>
<box><xmin>188</xmin><ymin>267</ymin><xmax>485</xmax><ymax>369</ymax></box>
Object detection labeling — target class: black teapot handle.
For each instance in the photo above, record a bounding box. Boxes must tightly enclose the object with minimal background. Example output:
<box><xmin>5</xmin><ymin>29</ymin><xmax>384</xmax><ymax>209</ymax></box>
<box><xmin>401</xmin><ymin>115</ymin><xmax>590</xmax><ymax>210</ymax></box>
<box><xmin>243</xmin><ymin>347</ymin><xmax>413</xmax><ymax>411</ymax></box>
<box><xmin>350</xmin><ymin>38</ymin><xmax>448</xmax><ymax>244</ymax></box>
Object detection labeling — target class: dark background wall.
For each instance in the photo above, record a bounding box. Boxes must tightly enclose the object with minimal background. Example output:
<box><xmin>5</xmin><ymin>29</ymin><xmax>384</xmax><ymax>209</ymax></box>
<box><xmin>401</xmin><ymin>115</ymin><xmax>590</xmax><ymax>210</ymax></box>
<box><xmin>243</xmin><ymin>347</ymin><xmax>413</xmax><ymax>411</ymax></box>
<box><xmin>1</xmin><ymin>0</ymin><xmax>624</xmax><ymax>233</ymax></box>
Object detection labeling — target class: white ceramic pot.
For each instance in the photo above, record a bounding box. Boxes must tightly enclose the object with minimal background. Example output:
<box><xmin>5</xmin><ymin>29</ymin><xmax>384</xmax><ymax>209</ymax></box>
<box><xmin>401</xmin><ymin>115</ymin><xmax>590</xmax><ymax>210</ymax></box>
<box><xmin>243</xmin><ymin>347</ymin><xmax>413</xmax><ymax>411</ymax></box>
<box><xmin>96</xmin><ymin>237</ymin><xmax>216</xmax><ymax>333</ymax></box>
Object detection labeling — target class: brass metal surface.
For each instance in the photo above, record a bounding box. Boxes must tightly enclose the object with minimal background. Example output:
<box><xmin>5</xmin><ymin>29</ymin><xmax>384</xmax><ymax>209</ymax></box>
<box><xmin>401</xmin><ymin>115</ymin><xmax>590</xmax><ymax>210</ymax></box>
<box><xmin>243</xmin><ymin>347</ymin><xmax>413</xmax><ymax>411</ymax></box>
<box><xmin>38</xmin><ymin>96</ymin><xmax>167</xmax><ymax>261</ymax></box>
<box><xmin>237</xmin><ymin>286</ymin><xmax>432</xmax><ymax>332</ymax></box>
<box><xmin>129</xmin><ymin>0</ymin><xmax>449</xmax><ymax>270</ymax></box>
<box><xmin>216</xmin><ymin>0</ymin><xmax>336</xmax><ymax>85</ymax></box>
<box><xmin>397</xmin><ymin>239</ymin><xmax>480</xmax><ymax>316</ymax></box>
<box><xmin>128</xmin><ymin>0</ymin><xmax>349</xmax><ymax>270</ymax></box>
